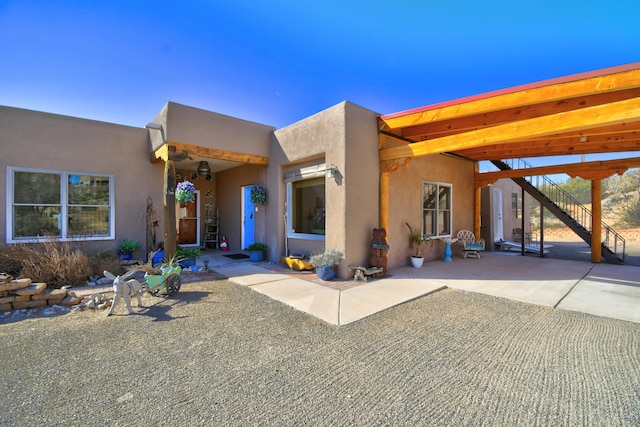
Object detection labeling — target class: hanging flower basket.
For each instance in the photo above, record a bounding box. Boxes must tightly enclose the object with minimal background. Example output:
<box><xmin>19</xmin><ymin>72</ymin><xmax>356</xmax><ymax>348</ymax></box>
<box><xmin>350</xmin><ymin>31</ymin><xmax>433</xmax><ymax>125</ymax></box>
<box><xmin>176</xmin><ymin>181</ymin><xmax>195</xmax><ymax>204</ymax></box>
<box><xmin>250</xmin><ymin>185</ymin><xmax>267</xmax><ymax>205</ymax></box>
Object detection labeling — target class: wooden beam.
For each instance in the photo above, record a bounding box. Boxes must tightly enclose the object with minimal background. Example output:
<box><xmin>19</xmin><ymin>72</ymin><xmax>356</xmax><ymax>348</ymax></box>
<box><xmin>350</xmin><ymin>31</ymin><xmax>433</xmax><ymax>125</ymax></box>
<box><xmin>380</xmin><ymin>97</ymin><xmax>640</xmax><ymax>162</ymax></box>
<box><xmin>475</xmin><ymin>157</ymin><xmax>640</xmax><ymax>187</ymax></box>
<box><xmin>380</xmin><ymin>67</ymin><xmax>640</xmax><ymax>130</ymax></box>
<box><xmin>164</xmin><ymin>160</ymin><xmax>177</xmax><ymax>258</ymax></box>
<box><xmin>380</xmin><ymin>171</ymin><xmax>390</xmax><ymax>235</ymax></box>
<box><xmin>455</xmin><ymin>137</ymin><xmax>640</xmax><ymax>161</ymax></box>
<box><xmin>591</xmin><ymin>179</ymin><xmax>602</xmax><ymax>263</ymax></box>
<box><xmin>152</xmin><ymin>144</ymin><xmax>169</xmax><ymax>162</ymax></box>
<box><xmin>400</xmin><ymin>88</ymin><xmax>640</xmax><ymax>140</ymax></box>
<box><xmin>380</xmin><ymin>158</ymin><xmax>412</xmax><ymax>174</ymax></box>
<box><xmin>474</xmin><ymin>163</ymin><xmax>481</xmax><ymax>239</ymax></box>
<box><xmin>574</xmin><ymin>170</ymin><xmax>627</xmax><ymax>180</ymax></box>
<box><xmin>170</xmin><ymin>142</ymin><xmax>269</xmax><ymax>165</ymax></box>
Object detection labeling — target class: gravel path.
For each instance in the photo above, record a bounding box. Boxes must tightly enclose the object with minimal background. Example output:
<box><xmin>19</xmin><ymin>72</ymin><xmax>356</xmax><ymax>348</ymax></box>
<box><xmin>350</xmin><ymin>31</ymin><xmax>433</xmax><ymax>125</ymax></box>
<box><xmin>1</xmin><ymin>279</ymin><xmax>639</xmax><ymax>426</ymax></box>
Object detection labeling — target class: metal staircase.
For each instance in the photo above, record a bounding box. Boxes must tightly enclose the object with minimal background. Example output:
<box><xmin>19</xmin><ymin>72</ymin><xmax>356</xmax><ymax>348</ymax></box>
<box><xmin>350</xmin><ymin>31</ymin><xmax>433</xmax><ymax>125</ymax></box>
<box><xmin>491</xmin><ymin>159</ymin><xmax>625</xmax><ymax>264</ymax></box>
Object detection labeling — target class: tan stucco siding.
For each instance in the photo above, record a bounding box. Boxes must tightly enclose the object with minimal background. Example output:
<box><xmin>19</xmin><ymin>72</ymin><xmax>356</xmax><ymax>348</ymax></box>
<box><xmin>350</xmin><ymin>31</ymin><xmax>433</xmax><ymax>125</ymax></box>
<box><xmin>387</xmin><ymin>153</ymin><xmax>476</xmax><ymax>269</ymax></box>
<box><xmin>343</xmin><ymin>102</ymin><xmax>380</xmax><ymax>277</ymax></box>
<box><xmin>0</xmin><ymin>106</ymin><xmax>163</xmax><ymax>256</ymax></box>
<box><xmin>481</xmin><ymin>179</ymin><xmax>532</xmax><ymax>249</ymax></box>
<box><xmin>162</xmin><ymin>102</ymin><xmax>274</xmax><ymax>156</ymax></box>
<box><xmin>268</xmin><ymin>102</ymin><xmax>379</xmax><ymax>278</ymax></box>
<box><xmin>269</xmin><ymin>103</ymin><xmax>347</xmax><ymax>263</ymax></box>
<box><xmin>215</xmin><ymin>164</ymin><xmax>267</xmax><ymax>253</ymax></box>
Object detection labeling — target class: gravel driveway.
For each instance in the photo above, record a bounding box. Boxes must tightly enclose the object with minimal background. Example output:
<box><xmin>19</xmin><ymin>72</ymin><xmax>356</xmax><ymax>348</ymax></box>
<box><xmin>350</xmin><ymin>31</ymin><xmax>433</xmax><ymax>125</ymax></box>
<box><xmin>1</xmin><ymin>279</ymin><xmax>639</xmax><ymax>426</ymax></box>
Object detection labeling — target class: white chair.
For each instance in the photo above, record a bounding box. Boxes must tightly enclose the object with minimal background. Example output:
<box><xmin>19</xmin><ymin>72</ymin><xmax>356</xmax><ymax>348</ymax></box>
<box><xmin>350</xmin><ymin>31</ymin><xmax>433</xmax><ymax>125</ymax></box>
<box><xmin>456</xmin><ymin>230</ymin><xmax>485</xmax><ymax>259</ymax></box>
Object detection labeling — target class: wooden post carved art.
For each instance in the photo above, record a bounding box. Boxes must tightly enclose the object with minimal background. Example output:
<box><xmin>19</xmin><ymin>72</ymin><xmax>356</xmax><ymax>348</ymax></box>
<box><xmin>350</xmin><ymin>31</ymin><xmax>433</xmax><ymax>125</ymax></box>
<box><xmin>370</xmin><ymin>228</ymin><xmax>389</xmax><ymax>278</ymax></box>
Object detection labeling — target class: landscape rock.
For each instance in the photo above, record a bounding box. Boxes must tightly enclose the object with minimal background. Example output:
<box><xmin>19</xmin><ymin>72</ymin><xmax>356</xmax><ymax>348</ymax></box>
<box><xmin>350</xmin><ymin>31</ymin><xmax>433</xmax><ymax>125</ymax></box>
<box><xmin>31</xmin><ymin>289</ymin><xmax>67</xmax><ymax>301</ymax></box>
<box><xmin>13</xmin><ymin>299</ymin><xmax>47</xmax><ymax>310</ymax></box>
<box><xmin>97</xmin><ymin>277</ymin><xmax>113</xmax><ymax>286</ymax></box>
<box><xmin>42</xmin><ymin>305</ymin><xmax>70</xmax><ymax>316</ymax></box>
<box><xmin>60</xmin><ymin>295</ymin><xmax>82</xmax><ymax>306</ymax></box>
<box><xmin>13</xmin><ymin>283</ymin><xmax>47</xmax><ymax>296</ymax></box>
<box><xmin>0</xmin><ymin>295</ymin><xmax>16</xmax><ymax>304</ymax></box>
<box><xmin>13</xmin><ymin>295</ymin><xmax>31</xmax><ymax>303</ymax></box>
<box><xmin>0</xmin><ymin>278</ymin><xmax>32</xmax><ymax>292</ymax></box>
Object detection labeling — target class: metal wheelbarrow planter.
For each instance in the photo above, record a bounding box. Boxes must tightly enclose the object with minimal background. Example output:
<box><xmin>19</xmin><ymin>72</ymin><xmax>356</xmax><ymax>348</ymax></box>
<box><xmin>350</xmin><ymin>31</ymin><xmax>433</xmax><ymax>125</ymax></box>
<box><xmin>144</xmin><ymin>265</ymin><xmax>182</xmax><ymax>296</ymax></box>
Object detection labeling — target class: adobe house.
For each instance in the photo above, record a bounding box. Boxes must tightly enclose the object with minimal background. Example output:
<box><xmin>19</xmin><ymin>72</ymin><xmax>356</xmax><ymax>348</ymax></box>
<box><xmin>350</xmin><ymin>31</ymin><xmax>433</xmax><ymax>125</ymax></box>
<box><xmin>2</xmin><ymin>63</ymin><xmax>640</xmax><ymax>278</ymax></box>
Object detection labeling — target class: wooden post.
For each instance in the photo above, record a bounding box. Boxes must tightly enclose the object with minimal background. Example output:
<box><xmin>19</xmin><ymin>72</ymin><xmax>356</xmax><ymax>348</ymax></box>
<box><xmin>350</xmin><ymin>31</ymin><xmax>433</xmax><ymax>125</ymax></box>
<box><xmin>164</xmin><ymin>160</ymin><xmax>177</xmax><ymax>258</ymax></box>
<box><xmin>473</xmin><ymin>163</ymin><xmax>481</xmax><ymax>239</ymax></box>
<box><xmin>520</xmin><ymin>186</ymin><xmax>525</xmax><ymax>256</ymax></box>
<box><xmin>380</xmin><ymin>171</ymin><xmax>390</xmax><ymax>234</ymax></box>
<box><xmin>539</xmin><ymin>204</ymin><xmax>545</xmax><ymax>257</ymax></box>
<box><xmin>591</xmin><ymin>179</ymin><xmax>602</xmax><ymax>263</ymax></box>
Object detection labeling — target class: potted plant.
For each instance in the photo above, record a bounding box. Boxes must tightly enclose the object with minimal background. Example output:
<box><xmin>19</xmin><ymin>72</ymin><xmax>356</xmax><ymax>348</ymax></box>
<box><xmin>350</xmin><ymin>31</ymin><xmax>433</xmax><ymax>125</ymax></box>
<box><xmin>152</xmin><ymin>243</ymin><xmax>165</xmax><ymax>266</ymax></box>
<box><xmin>309</xmin><ymin>248</ymin><xmax>344</xmax><ymax>281</ymax></box>
<box><xmin>175</xmin><ymin>180</ymin><xmax>196</xmax><ymax>205</ymax></box>
<box><xmin>250</xmin><ymin>185</ymin><xmax>267</xmax><ymax>205</ymax></box>
<box><xmin>244</xmin><ymin>242</ymin><xmax>267</xmax><ymax>262</ymax></box>
<box><xmin>117</xmin><ymin>238</ymin><xmax>140</xmax><ymax>261</ymax></box>
<box><xmin>176</xmin><ymin>246</ymin><xmax>201</xmax><ymax>268</ymax></box>
<box><xmin>406</xmin><ymin>223</ymin><xmax>424</xmax><ymax>268</ymax></box>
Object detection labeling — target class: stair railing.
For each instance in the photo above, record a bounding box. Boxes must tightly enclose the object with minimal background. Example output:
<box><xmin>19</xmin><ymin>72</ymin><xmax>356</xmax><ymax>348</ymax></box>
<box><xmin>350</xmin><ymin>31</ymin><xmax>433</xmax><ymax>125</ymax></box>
<box><xmin>499</xmin><ymin>158</ymin><xmax>625</xmax><ymax>261</ymax></box>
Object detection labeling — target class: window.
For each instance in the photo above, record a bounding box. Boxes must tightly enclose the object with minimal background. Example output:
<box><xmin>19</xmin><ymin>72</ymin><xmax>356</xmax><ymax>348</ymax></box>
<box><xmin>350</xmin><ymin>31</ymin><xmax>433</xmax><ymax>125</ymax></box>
<box><xmin>287</xmin><ymin>177</ymin><xmax>325</xmax><ymax>239</ymax></box>
<box><xmin>422</xmin><ymin>181</ymin><xmax>452</xmax><ymax>238</ymax></box>
<box><xmin>511</xmin><ymin>192</ymin><xmax>521</xmax><ymax>219</ymax></box>
<box><xmin>7</xmin><ymin>167</ymin><xmax>114</xmax><ymax>242</ymax></box>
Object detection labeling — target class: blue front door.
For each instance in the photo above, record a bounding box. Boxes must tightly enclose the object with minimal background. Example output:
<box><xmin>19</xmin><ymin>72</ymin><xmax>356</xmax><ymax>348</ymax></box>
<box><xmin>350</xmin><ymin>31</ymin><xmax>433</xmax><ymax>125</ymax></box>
<box><xmin>242</xmin><ymin>186</ymin><xmax>255</xmax><ymax>249</ymax></box>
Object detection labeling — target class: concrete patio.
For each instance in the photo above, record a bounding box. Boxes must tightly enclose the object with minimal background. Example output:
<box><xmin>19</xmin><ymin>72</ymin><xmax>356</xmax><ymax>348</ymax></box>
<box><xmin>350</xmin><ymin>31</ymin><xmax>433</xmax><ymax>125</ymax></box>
<box><xmin>207</xmin><ymin>251</ymin><xmax>640</xmax><ymax>326</ymax></box>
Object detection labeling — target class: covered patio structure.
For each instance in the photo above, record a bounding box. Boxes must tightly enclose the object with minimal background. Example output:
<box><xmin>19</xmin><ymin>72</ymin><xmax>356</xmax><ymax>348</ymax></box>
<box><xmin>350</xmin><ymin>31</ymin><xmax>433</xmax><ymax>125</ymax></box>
<box><xmin>378</xmin><ymin>62</ymin><xmax>640</xmax><ymax>263</ymax></box>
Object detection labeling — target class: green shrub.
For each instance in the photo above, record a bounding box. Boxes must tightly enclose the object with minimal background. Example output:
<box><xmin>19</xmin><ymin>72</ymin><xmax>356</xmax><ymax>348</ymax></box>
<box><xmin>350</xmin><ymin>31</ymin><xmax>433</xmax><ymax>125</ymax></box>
<box><xmin>176</xmin><ymin>246</ymin><xmax>201</xmax><ymax>259</ymax></box>
<box><xmin>244</xmin><ymin>242</ymin><xmax>267</xmax><ymax>251</ymax></box>
<box><xmin>117</xmin><ymin>238</ymin><xmax>140</xmax><ymax>255</ymax></box>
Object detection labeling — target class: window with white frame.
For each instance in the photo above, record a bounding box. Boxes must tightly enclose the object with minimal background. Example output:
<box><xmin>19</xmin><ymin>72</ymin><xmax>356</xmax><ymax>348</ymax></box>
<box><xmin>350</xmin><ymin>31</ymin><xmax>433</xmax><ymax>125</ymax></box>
<box><xmin>511</xmin><ymin>192</ymin><xmax>521</xmax><ymax>219</ymax></box>
<box><xmin>422</xmin><ymin>181</ymin><xmax>452</xmax><ymax>238</ymax></box>
<box><xmin>286</xmin><ymin>177</ymin><xmax>326</xmax><ymax>239</ymax></box>
<box><xmin>7</xmin><ymin>167</ymin><xmax>114</xmax><ymax>241</ymax></box>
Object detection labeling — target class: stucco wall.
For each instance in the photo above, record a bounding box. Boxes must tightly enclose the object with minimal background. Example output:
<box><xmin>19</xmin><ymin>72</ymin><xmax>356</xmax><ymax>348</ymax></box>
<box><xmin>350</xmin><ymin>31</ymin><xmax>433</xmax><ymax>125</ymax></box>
<box><xmin>343</xmin><ymin>102</ymin><xmax>380</xmax><ymax>273</ymax></box>
<box><xmin>0</xmin><ymin>106</ymin><xmax>163</xmax><ymax>257</ymax></box>
<box><xmin>268</xmin><ymin>101</ymin><xmax>379</xmax><ymax>278</ymax></box>
<box><xmin>387</xmin><ymin>153</ymin><xmax>476</xmax><ymax>269</ymax></box>
<box><xmin>160</xmin><ymin>102</ymin><xmax>274</xmax><ymax>155</ymax></box>
<box><xmin>481</xmin><ymin>179</ymin><xmax>532</xmax><ymax>249</ymax></box>
<box><xmin>215</xmin><ymin>164</ymin><xmax>267</xmax><ymax>253</ymax></box>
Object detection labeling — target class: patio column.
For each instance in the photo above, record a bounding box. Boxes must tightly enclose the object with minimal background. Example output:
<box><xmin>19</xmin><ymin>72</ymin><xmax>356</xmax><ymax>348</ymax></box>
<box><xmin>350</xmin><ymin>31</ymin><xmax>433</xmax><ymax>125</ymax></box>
<box><xmin>380</xmin><ymin>170</ymin><xmax>389</xmax><ymax>233</ymax></box>
<box><xmin>591</xmin><ymin>179</ymin><xmax>602</xmax><ymax>263</ymax></box>
<box><xmin>379</xmin><ymin>155</ymin><xmax>412</xmax><ymax>244</ymax></box>
<box><xmin>474</xmin><ymin>163</ymin><xmax>481</xmax><ymax>239</ymax></box>
<box><xmin>164</xmin><ymin>159</ymin><xmax>177</xmax><ymax>258</ymax></box>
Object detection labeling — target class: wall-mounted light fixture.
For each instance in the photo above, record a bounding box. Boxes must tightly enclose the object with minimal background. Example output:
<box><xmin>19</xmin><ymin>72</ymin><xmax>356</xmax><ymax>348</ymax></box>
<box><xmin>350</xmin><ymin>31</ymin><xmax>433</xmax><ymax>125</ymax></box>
<box><xmin>198</xmin><ymin>161</ymin><xmax>211</xmax><ymax>176</ymax></box>
<box><xmin>580</xmin><ymin>134</ymin><xmax>588</xmax><ymax>143</ymax></box>
<box><xmin>326</xmin><ymin>165</ymin><xmax>338</xmax><ymax>179</ymax></box>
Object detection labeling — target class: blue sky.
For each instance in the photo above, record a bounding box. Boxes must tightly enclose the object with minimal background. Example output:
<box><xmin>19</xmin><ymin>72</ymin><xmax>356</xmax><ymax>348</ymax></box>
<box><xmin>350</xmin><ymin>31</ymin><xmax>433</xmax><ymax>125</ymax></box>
<box><xmin>2</xmin><ymin>0</ymin><xmax>639</xmax><ymax>136</ymax></box>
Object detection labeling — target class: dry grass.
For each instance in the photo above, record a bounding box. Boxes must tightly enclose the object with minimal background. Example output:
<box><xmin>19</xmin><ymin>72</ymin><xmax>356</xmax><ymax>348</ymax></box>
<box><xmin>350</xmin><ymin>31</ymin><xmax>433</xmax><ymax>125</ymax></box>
<box><xmin>0</xmin><ymin>241</ymin><xmax>124</xmax><ymax>288</ymax></box>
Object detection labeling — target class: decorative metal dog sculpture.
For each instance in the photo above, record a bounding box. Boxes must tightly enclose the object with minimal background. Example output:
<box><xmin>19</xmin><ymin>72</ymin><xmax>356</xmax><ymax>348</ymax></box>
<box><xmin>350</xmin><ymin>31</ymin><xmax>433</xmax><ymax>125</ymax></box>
<box><xmin>105</xmin><ymin>270</ymin><xmax>144</xmax><ymax>316</ymax></box>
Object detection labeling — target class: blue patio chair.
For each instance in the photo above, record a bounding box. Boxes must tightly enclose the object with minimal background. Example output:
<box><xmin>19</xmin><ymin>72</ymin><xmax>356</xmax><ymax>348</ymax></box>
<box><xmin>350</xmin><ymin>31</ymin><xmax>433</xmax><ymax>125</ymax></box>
<box><xmin>456</xmin><ymin>230</ymin><xmax>485</xmax><ymax>259</ymax></box>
